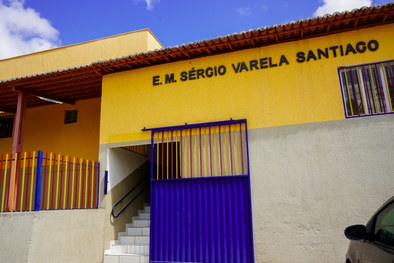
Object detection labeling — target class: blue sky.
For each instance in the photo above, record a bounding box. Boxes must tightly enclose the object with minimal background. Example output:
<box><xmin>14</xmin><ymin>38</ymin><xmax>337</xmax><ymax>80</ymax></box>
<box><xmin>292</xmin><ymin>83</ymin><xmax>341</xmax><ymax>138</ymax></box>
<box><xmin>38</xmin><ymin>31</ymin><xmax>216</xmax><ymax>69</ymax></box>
<box><xmin>0</xmin><ymin>0</ymin><xmax>392</xmax><ymax>59</ymax></box>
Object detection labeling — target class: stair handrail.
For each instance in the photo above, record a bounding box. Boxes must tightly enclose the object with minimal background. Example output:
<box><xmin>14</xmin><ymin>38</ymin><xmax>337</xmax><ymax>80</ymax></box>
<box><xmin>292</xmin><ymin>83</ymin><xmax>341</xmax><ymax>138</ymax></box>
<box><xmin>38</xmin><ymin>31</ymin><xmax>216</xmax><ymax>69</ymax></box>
<box><xmin>111</xmin><ymin>177</ymin><xmax>149</xmax><ymax>219</ymax></box>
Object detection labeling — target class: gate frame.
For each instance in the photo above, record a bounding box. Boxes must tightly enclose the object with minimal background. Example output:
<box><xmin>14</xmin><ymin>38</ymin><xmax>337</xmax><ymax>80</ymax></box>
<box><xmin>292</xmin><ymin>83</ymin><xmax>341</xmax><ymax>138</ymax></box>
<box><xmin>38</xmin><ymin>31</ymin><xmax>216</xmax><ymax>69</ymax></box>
<box><xmin>143</xmin><ymin>119</ymin><xmax>255</xmax><ymax>262</ymax></box>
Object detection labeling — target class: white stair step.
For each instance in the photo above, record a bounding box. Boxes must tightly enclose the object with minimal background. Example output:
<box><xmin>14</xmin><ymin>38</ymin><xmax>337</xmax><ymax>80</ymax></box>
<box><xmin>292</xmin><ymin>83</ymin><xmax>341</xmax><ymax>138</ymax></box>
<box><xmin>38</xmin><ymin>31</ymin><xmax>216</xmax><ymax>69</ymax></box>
<box><xmin>136</xmin><ymin>212</ymin><xmax>150</xmax><ymax>220</ymax></box>
<box><xmin>104</xmin><ymin>254</ymin><xmax>149</xmax><ymax>263</ymax></box>
<box><xmin>143</xmin><ymin>206</ymin><xmax>150</xmax><ymax>213</ymax></box>
<box><xmin>135</xmin><ymin>236</ymin><xmax>149</xmax><ymax>245</ymax></box>
<box><xmin>127</xmin><ymin>219</ymin><xmax>150</xmax><ymax>227</ymax></box>
<box><xmin>119</xmin><ymin>235</ymin><xmax>135</xmax><ymax>244</ymax></box>
<box><xmin>109</xmin><ymin>243</ymin><xmax>150</xmax><ymax>255</ymax></box>
<box><xmin>125</xmin><ymin>227</ymin><xmax>150</xmax><ymax>236</ymax></box>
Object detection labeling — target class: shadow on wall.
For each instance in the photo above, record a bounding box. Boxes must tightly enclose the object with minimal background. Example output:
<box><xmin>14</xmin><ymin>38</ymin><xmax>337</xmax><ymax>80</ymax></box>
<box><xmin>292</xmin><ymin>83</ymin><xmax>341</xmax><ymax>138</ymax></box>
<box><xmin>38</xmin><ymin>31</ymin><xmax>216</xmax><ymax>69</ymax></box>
<box><xmin>109</xmin><ymin>161</ymin><xmax>150</xmax><ymax>238</ymax></box>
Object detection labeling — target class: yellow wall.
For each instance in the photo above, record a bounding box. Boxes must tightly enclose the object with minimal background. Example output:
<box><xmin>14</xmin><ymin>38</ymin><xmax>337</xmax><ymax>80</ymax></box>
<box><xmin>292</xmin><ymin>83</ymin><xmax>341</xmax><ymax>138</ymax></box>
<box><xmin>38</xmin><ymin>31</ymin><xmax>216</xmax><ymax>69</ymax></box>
<box><xmin>0</xmin><ymin>29</ymin><xmax>162</xmax><ymax>80</ymax></box>
<box><xmin>100</xmin><ymin>24</ymin><xmax>394</xmax><ymax>144</ymax></box>
<box><xmin>0</xmin><ymin>98</ymin><xmax>100</xmax><ymax>160</ymax></box>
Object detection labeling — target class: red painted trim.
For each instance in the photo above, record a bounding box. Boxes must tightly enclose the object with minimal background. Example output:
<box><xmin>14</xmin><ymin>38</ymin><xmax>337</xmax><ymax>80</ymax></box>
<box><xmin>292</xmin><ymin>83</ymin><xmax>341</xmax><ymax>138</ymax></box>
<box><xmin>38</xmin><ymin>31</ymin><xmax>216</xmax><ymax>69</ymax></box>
<box><xmin>229</xmin><ymin>125</ymin><xmax>234</xmax><ymax>175</ymax></box>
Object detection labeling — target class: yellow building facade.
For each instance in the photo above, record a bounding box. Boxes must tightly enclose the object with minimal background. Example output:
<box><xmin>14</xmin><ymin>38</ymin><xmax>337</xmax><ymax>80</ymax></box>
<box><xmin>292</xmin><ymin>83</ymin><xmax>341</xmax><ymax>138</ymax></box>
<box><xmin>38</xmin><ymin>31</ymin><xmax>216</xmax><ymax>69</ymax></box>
<box><xmin>0</xmin><ymin>4</ymin><xmax>393</xmax><ymax>263</ymax></box>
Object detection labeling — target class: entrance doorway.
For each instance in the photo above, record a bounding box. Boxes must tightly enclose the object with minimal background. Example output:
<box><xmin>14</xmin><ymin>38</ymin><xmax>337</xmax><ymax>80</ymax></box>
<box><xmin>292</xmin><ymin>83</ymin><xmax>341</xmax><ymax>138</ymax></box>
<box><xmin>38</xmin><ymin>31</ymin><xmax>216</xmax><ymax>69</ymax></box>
<box><xmin>145</xmin><ymin>119</ymin><xmax>254</xmax><ymax>263</ymax></box>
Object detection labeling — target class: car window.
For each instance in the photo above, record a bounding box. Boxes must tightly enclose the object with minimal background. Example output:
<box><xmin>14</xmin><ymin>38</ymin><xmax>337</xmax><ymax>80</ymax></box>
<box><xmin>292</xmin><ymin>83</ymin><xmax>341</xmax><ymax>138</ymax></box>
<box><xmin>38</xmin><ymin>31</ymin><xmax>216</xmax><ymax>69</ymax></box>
<box><xmin>374</xmin><ymin>202</ymin><xmax>394</xmax><ymax>247</ymax></box>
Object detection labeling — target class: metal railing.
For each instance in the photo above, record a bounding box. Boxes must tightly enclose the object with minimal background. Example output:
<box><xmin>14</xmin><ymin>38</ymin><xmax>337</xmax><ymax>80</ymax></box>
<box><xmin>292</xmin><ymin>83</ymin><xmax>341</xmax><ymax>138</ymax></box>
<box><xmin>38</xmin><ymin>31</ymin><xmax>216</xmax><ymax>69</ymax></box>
<box><xmin>111</xmin><ymin>176</ymin><xmax>149</xmax><ymax>218</ymax></box>
<box><xmin>0</xmin><ymin>150</ymin><xmax>100</xmax><ymax>212</ymax></box>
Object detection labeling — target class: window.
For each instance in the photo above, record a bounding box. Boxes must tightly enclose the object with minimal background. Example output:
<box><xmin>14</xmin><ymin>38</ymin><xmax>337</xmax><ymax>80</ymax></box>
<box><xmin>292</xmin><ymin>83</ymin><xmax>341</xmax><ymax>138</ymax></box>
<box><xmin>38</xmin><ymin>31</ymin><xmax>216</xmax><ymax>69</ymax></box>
<box><xmin>0</xmin><ymin>115</ymin><xmax>14</xmax><ymax>138</ymax></box>
<box><xmin>373</xmin><ymin>202</ymin><xmax>394</xmax><ymax>247</ymax></box>
<box><xmin>64</xmin><ymin>110</ymin><xmax>78</xmax><ymax>124</ymax></box>
<box><xmin>339</xmin><ymin>60</ymin><xmax>394</xmax><ymax>117</ymax></box>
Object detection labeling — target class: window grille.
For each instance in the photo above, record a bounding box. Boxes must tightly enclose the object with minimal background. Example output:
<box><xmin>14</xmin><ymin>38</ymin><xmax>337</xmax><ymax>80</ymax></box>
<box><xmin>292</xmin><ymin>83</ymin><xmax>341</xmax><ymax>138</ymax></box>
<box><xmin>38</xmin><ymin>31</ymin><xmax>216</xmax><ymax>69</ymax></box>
<box><xmin>151</xmin><ymin>120</ymin><xmax>248</xmax><ymax>180</ymax></box>
<box><xmin>339</xmin><ymin>60</ymin><xmax>394</xmax><ymax>117</ymax></box>
<box><xmin>0</xmin><ymin>115</ymin><xmax>14</xmax><ymax>138</ymax></box>
<box><xmin>64</xmin><ymin>110</ymin><xmax>78</xmax><ymax>124</ymax></box>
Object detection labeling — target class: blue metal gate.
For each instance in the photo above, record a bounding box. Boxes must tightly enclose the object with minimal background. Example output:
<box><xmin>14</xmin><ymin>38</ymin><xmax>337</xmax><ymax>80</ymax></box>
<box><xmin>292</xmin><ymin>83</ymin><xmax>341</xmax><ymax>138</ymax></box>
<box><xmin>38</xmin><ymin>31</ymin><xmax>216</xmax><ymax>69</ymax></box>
<box><xmin>145</xmin><ymin>119</ymin><xmax>254</xmax><ymax>263</ymax></box>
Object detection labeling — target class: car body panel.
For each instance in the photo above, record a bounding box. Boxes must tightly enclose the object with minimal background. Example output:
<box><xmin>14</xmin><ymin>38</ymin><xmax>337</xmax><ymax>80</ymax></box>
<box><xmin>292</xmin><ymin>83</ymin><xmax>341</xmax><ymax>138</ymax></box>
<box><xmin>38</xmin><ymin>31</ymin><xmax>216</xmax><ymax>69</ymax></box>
<box><xmin>345</xmin><ymin>196</ymin><xmax>394</xmax><ymax>263</ymax></box>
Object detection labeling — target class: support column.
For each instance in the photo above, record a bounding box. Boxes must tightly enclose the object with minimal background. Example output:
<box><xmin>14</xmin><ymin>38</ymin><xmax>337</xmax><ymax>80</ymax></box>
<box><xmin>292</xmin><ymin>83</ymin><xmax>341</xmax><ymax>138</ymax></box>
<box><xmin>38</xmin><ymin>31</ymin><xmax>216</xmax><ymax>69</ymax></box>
<box><xmin>9</xmin><ymin>91</ymin><xmax>27</xmax><ymax>211</ymax></box>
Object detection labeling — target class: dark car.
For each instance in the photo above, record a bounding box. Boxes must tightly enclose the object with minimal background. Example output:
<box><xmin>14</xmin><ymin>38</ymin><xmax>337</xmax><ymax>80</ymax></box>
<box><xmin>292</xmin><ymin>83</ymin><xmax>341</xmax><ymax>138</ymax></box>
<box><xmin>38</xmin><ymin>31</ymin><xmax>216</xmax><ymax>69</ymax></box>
<box><xmin>344</xmin><ymin>196</ymin><xmax>394</xmax><ymax>263</ymax></box>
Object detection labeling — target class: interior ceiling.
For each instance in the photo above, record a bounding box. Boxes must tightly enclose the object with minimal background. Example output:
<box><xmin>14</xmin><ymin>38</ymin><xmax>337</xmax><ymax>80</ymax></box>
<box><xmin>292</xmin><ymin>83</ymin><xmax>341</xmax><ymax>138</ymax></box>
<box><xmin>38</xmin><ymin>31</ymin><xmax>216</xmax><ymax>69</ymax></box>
<box><xmin>0</xmin><ymin>3</ymin><xmax>393</xmax><ymax>113</ymax></box>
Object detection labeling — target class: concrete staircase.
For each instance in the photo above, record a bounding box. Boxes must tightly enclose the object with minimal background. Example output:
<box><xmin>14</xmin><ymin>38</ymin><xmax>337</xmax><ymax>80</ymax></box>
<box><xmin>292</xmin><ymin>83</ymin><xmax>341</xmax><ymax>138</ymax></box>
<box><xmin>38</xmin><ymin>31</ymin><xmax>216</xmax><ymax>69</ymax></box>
<box><xmin>104</xmin><ymin>204</ymin><xmax>150</xmax><ymax>263</ymax></box>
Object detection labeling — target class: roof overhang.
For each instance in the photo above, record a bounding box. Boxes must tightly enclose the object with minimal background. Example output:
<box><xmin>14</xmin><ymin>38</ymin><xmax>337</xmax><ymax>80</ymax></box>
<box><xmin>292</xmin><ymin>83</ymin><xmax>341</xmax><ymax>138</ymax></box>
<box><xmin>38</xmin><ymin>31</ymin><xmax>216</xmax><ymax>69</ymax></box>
<box><xmin>0</xmin><ymin>3</ymin><xmax>393</xmax><ymax>113</ymax></box>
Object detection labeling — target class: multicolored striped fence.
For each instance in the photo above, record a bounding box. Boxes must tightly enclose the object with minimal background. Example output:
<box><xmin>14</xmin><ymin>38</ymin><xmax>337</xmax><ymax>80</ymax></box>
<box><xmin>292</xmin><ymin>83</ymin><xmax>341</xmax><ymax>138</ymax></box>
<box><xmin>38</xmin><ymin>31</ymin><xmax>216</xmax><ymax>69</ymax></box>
<box><xmin>0</xmin><ymin>151</ymin><xmax>99</xmax><ymax>212</ymax></box>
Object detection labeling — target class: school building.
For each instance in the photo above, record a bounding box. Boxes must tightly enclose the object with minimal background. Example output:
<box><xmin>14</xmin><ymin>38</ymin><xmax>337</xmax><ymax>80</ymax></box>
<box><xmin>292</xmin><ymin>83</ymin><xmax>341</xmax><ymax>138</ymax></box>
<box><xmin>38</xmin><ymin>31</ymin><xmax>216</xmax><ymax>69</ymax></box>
<box><xmin>0</xmin><ymin>3</ymin><xmax>393</xmax><ymax>263</ymax></box>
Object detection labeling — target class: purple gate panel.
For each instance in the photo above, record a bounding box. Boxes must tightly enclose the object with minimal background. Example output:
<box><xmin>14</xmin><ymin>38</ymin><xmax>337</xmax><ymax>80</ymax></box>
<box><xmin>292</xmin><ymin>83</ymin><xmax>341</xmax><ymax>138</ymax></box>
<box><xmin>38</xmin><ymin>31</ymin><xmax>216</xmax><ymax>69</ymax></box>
<box><xmin>150</xmin><ymin>176</ymin><xmax>254</xmax><ymax>263</ymax></box>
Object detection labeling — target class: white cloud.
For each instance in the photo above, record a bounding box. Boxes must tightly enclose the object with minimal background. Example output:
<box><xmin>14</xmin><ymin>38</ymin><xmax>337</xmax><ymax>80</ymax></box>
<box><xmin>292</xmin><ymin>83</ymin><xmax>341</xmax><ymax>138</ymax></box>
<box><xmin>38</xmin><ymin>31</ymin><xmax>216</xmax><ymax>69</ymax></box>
<box><xmin>0</xmin><ymin>0</ymin><xmax>60</xmax><ymax>60</ymax></box>
<box><xmin>134</xmin><ymin>0</ymin><xmax>160</xmax><ymax>11</ymax></box>
<box><xmin>237</xmin><ymin>7</ymin><xmax>252</xmax><ymax>17</ymax></box>
<box><xmin>314</xmin><ymin>0</ymin><xmax>372</xmax><ymax>17</ymax></box>
<box><xmin>237</xmin><ymin>4</ymin><xmax>268</xmax><ymax>17</ymax></box>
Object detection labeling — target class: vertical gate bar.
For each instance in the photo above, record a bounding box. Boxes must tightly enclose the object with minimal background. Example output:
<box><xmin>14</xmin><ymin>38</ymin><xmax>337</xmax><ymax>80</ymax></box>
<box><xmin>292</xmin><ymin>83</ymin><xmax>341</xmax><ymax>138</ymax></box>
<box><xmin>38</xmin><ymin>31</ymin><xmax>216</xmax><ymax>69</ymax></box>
<box><xmin>199</xmin><ymin>127</ymin><xmax>202</xmax><ymax>177</ymax></box>
<box><xmin>171</xmin><ymin>131</ymin><xmax>173</xmax><ymax>179</ymax></box>
<box><xmin>234</xmin><ymin>126</ymin><xmax>239</xmax><ymax>175</ymax></box>
<box><xmin>180</xmin><ymin>130</ymin><xmax>183</xmax><ymax>178</ymax></box>
<box><xmin>239</xmin><ymin>123</ymin><xmax>245</xmax><ymax>175</ymax></box>
<box><xmin>55</xmin><ymin>154</ymin><xmax>61</xmax><ymax>209</ymax></box>
<box><xmin>63</xmin><ymin>156</ymin><xmax>68</xmax><ymax>209</ymax></box>
<box><xmin>15</xmin><ymin>153</ymin><xmax>22</xmax><ymax>211</ymax></box>
<box><xmin>149</xmin><ymin>131</ymin><xmax>155</xmax><ymax>262</ymax></box>
<box><xmin>19</xmin><ymin>152</ymin><xmax>27</xmax><ymax>211</ymax></box>
<box><xmin>84</xmin><ymin>159</ymin><xmax>89</xmax><ymax>208</ymax></box>
<box><xmin>223</xmin><ymin>126</ymin><xmax>228</xmax><ymax>176</ymax></box>
<box><xmin>29</xmin><ymin>151</ymin><xmax>36</xmax><ymax>211</ymax></box>
<box><xmin>375</xmin><ymin>65</ymin><xmax>388</xmax><ymax>112</ymax></box>
<box><xmin>380</xmin><ymin>64</ymin><xmax>393</xmax><ymax>111</ymax></box>
<box><xmin>176</xmin><ymin>131</ymin><xmax>179</xmax><ymax>179</ymax></box>
<box><xmin>25</xmin><ymin>152</ymin><xmax>31</xmax><ymax>210</ymax></box>
<box><xmin>229</xmin><ymin>125</ymin><xmax>234</xmax><ymax>175</ymax></box>
<box><xmin>161</xmin><ymin>131</ymin><xmax>164</xmax><ymax>180</ymax></box>
<box><xmin>244</xmin><ymin>120</ymin><xmax>255</xmax><ymax>262</ymax></box>
<box><xmin>10</xmin><ymin>152</ymin><xmax>18</xmax><ymax>211</ymax></box>
<box><xmin>95</xmin><ymin>162</ymin><xmax>100</xmax><ymax>208</ymax></box>
<box><xmin>90</xmin><ymin>161</ymin><xmax>95</xmax><ymax>208</ymax></box>
<box><xmin>0</xmin><ymin>154</ymin><xmax>4</xmax><ymax>212</ymax></box>
<box><xmin>33</xmin><ymin>151</ymin><xmax>42</xmax><ymax>211</ymax></box>
<box><xmin>189</xmin><ymin>128</ymin><xmax>192</xmax><ymax>178</ymax></box>
<box><xmin>156</xmin><ymin>133</ymin><xmax>159</xmax><ymax>180</ymax></box>
<box><xmin>71</xmin><ymin>157</ymin><xmax>76</xmax><ymax>208</ymax></box>
<box><xmin>51</xmin><ymin>153</ymin><xmax>58</xmax><ymax>209</ymax></box>
<box><xmin>3</xmin><ymin>154</ymin><xmax>9</xmax><ymax>211</ymax></box>
<box><xmin>204</xmin><ymin>128</ymin><xmax>208</xmax><ymax>177</ymax></box>
<box><xmin>209</xmin><ymin>126</ymin><xmax>213</xmax><ymax>177</ymax></box>
<box><xmin>46</xmin><ymin>153</ymin><xmax>53</xmax><ymax>209</ymax></box>
<box><xmin>361</xmin><ymin>67</ymin><xmax>373</xmax><ymax>114</ymax></box>
<box><xmin>355</xmin><ymin>68</ymin><xmax>368</xmax><ymax>114</ymax></box>
<box><xmin>368</xmin><ymin>66</ymin><xmax>381</xmax><ymax>113</ymax></box>
<box><xmin>194</xmin><ymin>132</ymin><xmax>197</xmax><ymax>177</ymax></box>
<box><xmin>219</xmin><ymin>125</ymin><xmax>223</xmax><ymax>176</ymax></box>
<box><xmin>166</xmin><ymin>133</ymin><xmax>169</xmax><ymax>180</ymax></box>
<box><xmin>78</xmin><ymin>158</ymin><xmax>83</xmax><ymax>209</ymax></box>
<box><xmin>0</xmin><ymin>154</ymin><xmax>6</xmax><ymax>212</ymax></box>
<box><xmin>66</xmin><ymin>157</ymin><xmax>71</xmax><ymax>208</ymax></box>
<box><xmin>349</xmin><ymin>69</ymin><xmax>361</xmax><ymax>115</ymax></box>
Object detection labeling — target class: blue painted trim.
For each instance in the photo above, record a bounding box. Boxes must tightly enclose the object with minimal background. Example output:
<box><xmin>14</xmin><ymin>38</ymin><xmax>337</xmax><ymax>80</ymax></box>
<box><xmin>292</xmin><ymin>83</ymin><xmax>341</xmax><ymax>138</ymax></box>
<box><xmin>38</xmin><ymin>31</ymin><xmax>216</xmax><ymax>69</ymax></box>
<box><xmin>142</xmin><ymin>119</ymin><xmax>246</xmax><ymax>133</ymax></box>
<box><xmin>104</xmin><ymin>170</ymin><xmax>108</xmax><ymax>195</ymax></box>
<box><xmin>149</xmin><ymin>131</ymin><xmax>155</xmax><ymax>262</ymax></box>
<box><xmin>244</xmin><ymin>120</ymin><xmax>255</xmax><ymax>262</ymax></box>
<box><xmin>34</xmin><ymin>150</ymin><xmax>43</xmax><ymax>211</ymax></box>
